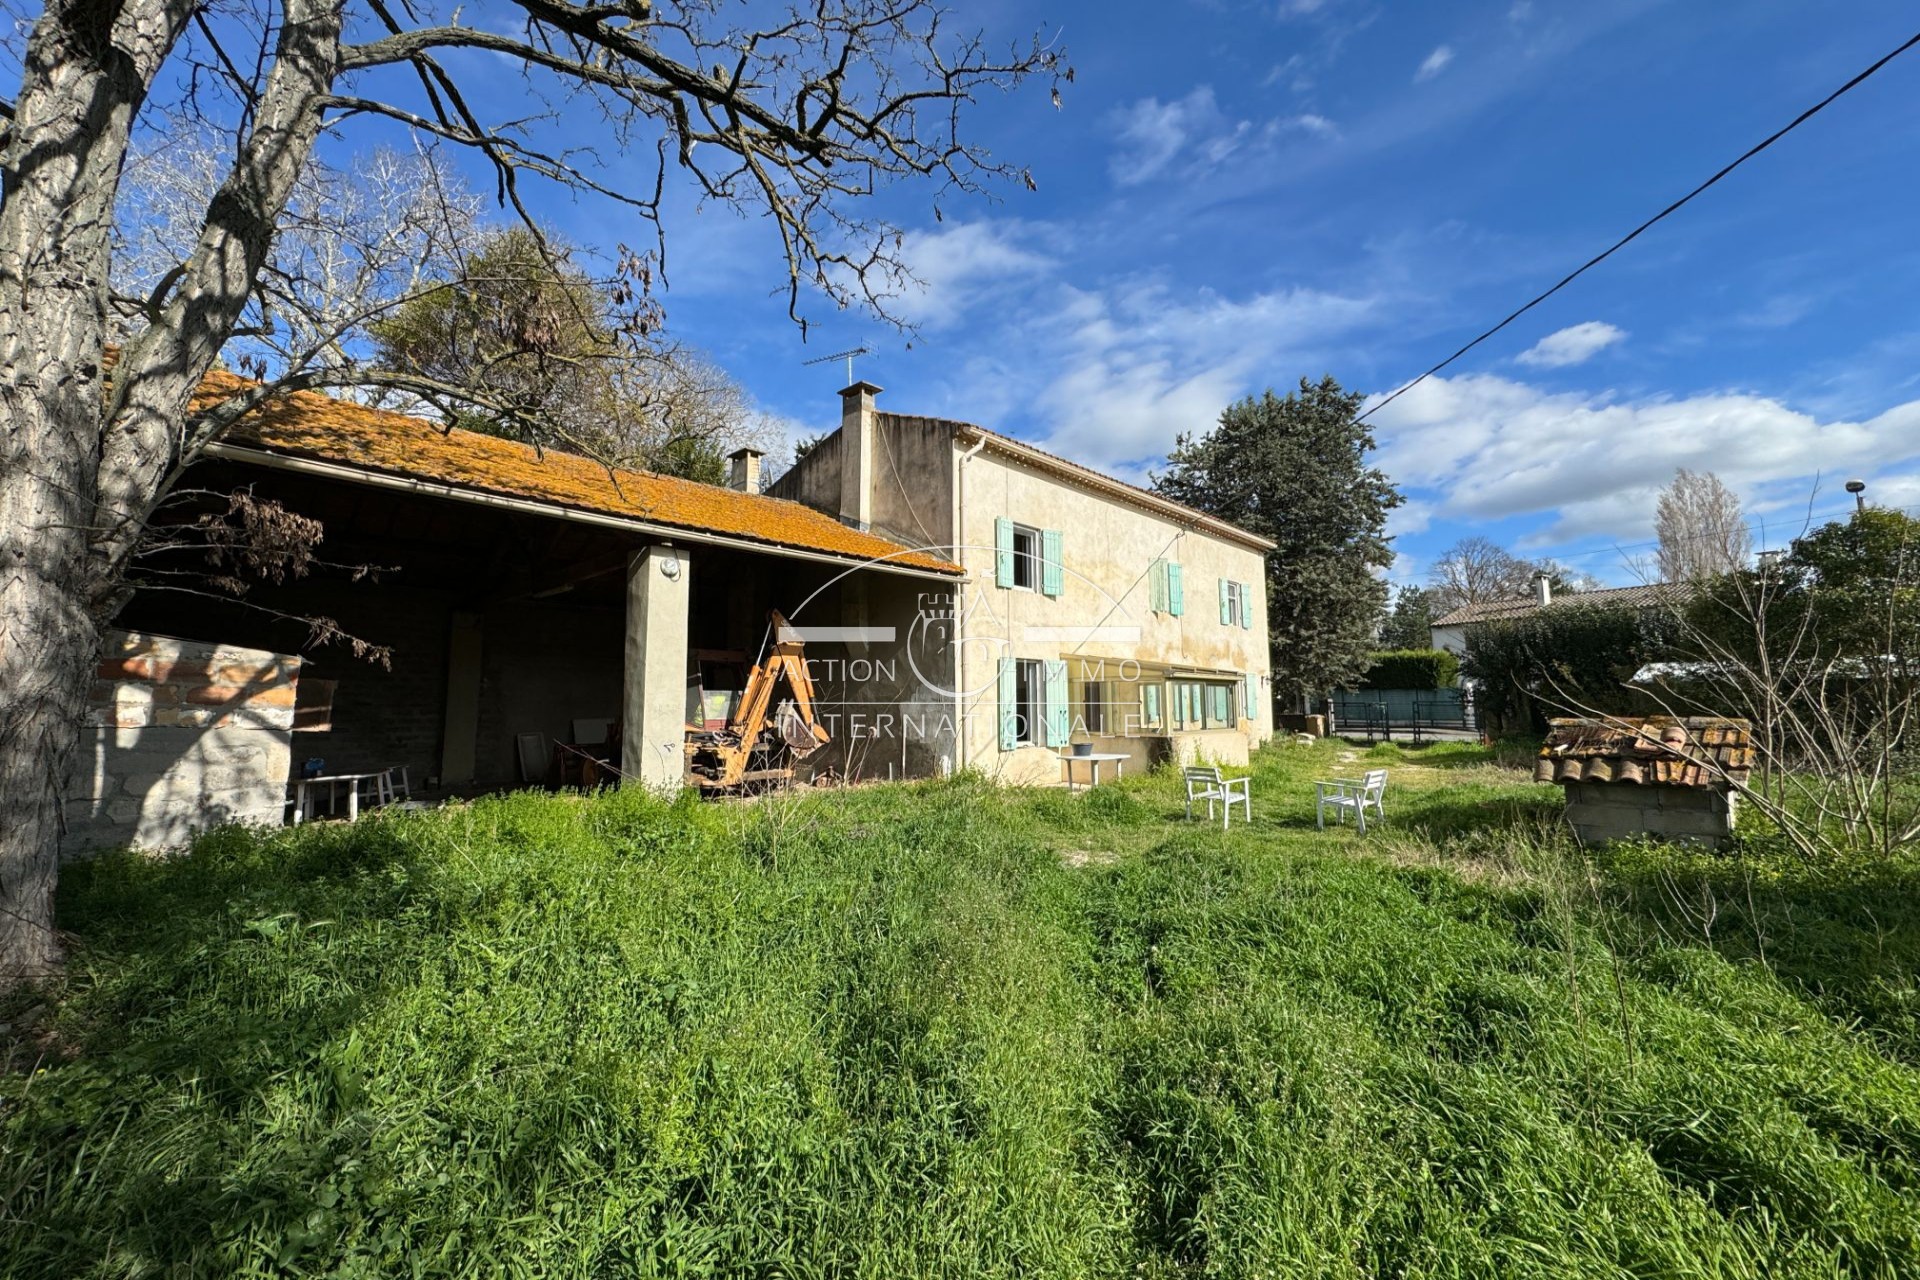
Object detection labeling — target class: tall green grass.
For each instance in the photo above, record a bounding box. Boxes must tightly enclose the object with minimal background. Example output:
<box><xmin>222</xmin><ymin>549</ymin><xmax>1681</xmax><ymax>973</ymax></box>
<box><xmin>3</xmin><ymin>741</ymin><xmax>1917</xmax><ymax>1277</ymax></box>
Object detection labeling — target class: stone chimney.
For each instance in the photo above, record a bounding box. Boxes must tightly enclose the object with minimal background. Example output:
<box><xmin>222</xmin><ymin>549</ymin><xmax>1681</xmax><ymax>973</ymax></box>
<box><xmin>1533</xmin><ymin>572</ymin><xmax>1553</xmax><ymax>607</ymax></box>
<box><xmin>726</xmin><ymin>446</ymin><xmax>764</xmax><ymax>495</ymax></box>
<box><xmin>838</xmin><ymin>381</ymin><xmax>882</xmax><ymax>530</ymax></box>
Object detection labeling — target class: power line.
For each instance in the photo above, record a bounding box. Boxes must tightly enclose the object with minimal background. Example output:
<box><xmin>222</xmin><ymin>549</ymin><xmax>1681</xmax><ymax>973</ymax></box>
<box><xmin>1358</xmin><ymin>28</ymin><xmax>1920</xmax><ymax>424</ymax></box>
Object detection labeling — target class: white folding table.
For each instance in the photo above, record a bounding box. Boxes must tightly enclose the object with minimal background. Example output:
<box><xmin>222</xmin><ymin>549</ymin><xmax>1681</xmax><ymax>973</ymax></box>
<box><xmin>1058</xmin><ymin>752</ymin><xmax>1128</xmax><ymax>791</ymax></box>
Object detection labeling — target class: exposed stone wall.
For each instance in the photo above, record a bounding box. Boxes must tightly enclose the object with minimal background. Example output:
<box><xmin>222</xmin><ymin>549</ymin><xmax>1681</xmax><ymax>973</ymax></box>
<box><xmin>1562</xmin><ymin>781</ymin><xmax>1735</xmax><ymax>848</ymax></box>
<box><xmin>62</xmin><ymin>631</ymin><xmax>300</xmax><ymax>856</ymax></box>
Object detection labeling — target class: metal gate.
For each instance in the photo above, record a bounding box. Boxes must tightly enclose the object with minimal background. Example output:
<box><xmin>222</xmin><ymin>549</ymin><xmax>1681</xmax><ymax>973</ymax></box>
<box><xmin>1330</xmin><ymin>688</ymin><xmax>1475</xmax><ymax>741</ymax></box>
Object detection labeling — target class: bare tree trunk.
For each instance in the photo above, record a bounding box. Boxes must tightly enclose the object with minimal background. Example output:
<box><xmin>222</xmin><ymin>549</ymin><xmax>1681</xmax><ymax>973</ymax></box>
<box><xmin>0</xmin><ymin>0</ymin><xmax>187</xmax><ymax>985</ymax></box>
<box><xmin>0</xmin><ymin>0</ymin><xmax>339</xmax><ymax>987</ymax></box>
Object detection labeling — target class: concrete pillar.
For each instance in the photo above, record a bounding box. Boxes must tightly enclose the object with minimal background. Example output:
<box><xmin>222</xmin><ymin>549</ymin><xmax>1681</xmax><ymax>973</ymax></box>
<box><xmin>439</xmin><ymin>611</ymin><xmax>483</xmax><ymax>786</ymax></box>
<box><xmin>622</xmin><ymin>544</ymin><xmax>692</xmax><ymax>790</ymax></box>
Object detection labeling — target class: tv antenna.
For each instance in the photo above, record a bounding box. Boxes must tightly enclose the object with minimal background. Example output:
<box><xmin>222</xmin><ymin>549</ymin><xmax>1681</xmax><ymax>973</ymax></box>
<box><xmin>802</xmin><ymin>346</ymin><xmax>871</xmax><ymax>385</ymax></box>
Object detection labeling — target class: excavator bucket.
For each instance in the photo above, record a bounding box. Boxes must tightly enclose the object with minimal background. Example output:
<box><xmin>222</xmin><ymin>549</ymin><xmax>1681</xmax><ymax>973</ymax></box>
<box><xmin>686</xmin><ymin>609</ymin><xmax>832</xmax><ymax>789</ymax></box>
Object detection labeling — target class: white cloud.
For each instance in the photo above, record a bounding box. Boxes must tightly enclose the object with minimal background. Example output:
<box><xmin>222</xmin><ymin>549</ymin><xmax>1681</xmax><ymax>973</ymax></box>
<box><xmin>1365</xmin><ymin>372</ymin><xmax>1920</xmax><ymax>544</ymax></box>
<box><xmin>1515</xmin><ymin>320</ymin><xmax>1627</xmax><ymax>368</ymax></box>
<box><xmin>1111</xmin><ymin>87</ymin><xmax>1262</xmax><ymax>186</ymax></box>
<box><xmin>1282</xmin><ymin>113</ymin><xmax>1341</xmax><ymax>139</ymax></box>
<box><xmin>1109</xmin><ymin>88</ymin><xmax>1336</xmax><ymax>188</ymax></box>
<box><xmin>1025</xmin><ymin>279</ymin><xmax>1378</xmax><ymax>475</ymax></box>
<box><xmin>890</xmin><ymin>221</ymin><xmax>1055</xmax><ymax>329</ymax></box>
<box><xmin>1415</xmin><ymin>45</ymin><xmax>1455</xmax><ymax>82</ymax></box>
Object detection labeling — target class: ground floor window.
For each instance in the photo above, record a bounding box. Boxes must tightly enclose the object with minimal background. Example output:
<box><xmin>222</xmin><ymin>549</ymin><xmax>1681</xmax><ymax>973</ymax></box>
<box><xmin>1080</xmin><ymin>680</ymin><xmax>1111</xmax><ymax>735</ymax></box>
<box><xmin>1170</xmin><ymin>678</ymin><xmax>1242</xmax><ymax>730</ymax></box>
<box><xmin>1014</xmin><ymin>659</ymin><xmax>1045</xmax><ymax>746</ymax></box>
<box><xmin>1001</xmin><ymin>658</ymin><xmax>1067</xmax><ymax>749</ymax></box>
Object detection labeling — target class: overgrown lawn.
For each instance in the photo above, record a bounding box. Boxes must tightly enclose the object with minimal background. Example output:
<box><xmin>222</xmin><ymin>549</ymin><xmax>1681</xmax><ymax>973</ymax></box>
<box><xmin>4</xmin><ymin>740</ymin><xmax>1917</xmax><ymax>1278</ymax></box>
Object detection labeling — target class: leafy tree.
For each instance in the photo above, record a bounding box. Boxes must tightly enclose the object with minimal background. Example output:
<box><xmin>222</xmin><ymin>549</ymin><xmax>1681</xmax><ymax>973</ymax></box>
<box><xmin>1379</xmin><ymin>584</ymin><xmax>1437</xmax><ymax>650</ymax></box>
<box><xmin>370</xmin><ymin>229</ymin><xmax>767</xmax><ymax>481</ymax></box>
<box><xmin>1657</xmin><ymin>468</ymin><xmax>1751</xmax><ymax>582</ymax></box>
<box><xmin>1153</xmin><ymin>377</ymin><xmax>1403</xmax><ymax>706</ymax></box>
<box><xmin>0</xmin><ymin>0</ymin><xmax>1065</xmax><ymax>986</ymax></box>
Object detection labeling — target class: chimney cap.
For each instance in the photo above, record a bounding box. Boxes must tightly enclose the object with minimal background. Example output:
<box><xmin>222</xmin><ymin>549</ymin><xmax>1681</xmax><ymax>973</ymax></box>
<box><xmin>726</xmin><ymin>445</ymin><xmax>766</xmax><ymax>460</ymax></box>
<box><xmin>840</xmin><ymin>380</ymin><xmax>885</xmax><ymax>399</ymax></box>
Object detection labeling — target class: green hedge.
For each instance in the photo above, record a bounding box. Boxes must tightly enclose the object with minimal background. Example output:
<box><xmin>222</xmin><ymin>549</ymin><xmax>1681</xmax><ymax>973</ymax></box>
<box><xmin>1462</xmin><ymin>603</ymin><xmax>1679</xmax><ymax>733</ymax></box>
<box><xmin>1358</xmin><ymin>648</ymin><xmax>1459</xmax><ymax>690</ymax></box>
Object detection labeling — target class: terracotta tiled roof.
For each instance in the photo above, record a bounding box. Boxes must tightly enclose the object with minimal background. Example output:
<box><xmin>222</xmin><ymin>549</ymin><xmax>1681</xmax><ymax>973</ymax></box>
<box><xmin>1432</xmin><ymin>582</ymin><xmax>1684</xmax><ymax>628</ymax></box>
<box><xmin>875</xmin><ymin>412</ymin><xmax>1277</xmax><ymax>553</ymax></box>
<box><xmin>1535</xmin><ymin>716</ymin><xmax>1755</xmax><ymax>789</ymax></box>
<box><xmin>191</xmin><ymin>373</ymin><xmax>961</xmax><ymax>574</ymax></box>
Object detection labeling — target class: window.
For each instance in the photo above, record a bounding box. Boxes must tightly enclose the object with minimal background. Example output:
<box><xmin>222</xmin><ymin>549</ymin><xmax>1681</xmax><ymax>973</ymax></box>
<box><xmin>1080</xmin><ymin>680</ymin><xmax>1109</xmax><ymax>736</ymax></box>
<box><xmin>1150</xmin><ymin>559</ymin><xmax>1185</xmax><ymax>616</ymax></box>
<box><xmin>1170</xmin><ymin>678</ymin><xmax>1242</xmax><ymax>730</ymax></box>
<box><xmin>1010</xmin><ymin>524</ymin><xmax>1039</xmax><ymax>590</ymax></box>
<box><xmin>1219</xmin><ymin>578</ymin><xmax>1254</xmax><ymax>628</ymax></box>
<box><xmin>1139</xmin><ymin>682</ymin><xmax>1164</xmax><ymax>731</ymax></box>
<box><xmin>1014</xmin><ymin>659</ymin><xmax>1045</xmax><ymax>745</ymax></box>
<box><xmin>995</xmin><ymin>519</ymin><xmax>1063</xmax><ymax>596</ymax></box>
<box><xmin>1000</xmin><ymin>658</ymin><xmax>1066</xmax><ymax>748</ymax></box>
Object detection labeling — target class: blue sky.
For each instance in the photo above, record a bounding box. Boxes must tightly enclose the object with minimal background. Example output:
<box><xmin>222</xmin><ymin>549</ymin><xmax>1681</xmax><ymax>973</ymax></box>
<box><xmin>193</xmin><ymin>2</ymin><xmax>1920</xmax><ymax>584</ymax></box>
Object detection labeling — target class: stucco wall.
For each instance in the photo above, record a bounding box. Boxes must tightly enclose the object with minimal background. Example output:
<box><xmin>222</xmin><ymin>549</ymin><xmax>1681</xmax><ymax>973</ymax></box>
<box><xmin>956</xmin><ymin>446</ymin><xmax>1272</xmax><ymax>782</ymax></box>
<box><xmin>62</xmin><ymin>631</ymin><xmax>299</xmax><ymax>855</ymax></box>
<box><xmin>766</xmin><ymin>431</ymin><xmax>843</xmax><ymax>518</ymax></box>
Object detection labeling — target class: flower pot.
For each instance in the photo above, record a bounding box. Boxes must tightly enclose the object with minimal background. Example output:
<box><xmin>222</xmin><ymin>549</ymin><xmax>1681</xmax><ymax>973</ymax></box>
<box><xmin>1072</xmin><ymin>742</ymin><xmax>1094</xmax><ymax>757</ymax></box>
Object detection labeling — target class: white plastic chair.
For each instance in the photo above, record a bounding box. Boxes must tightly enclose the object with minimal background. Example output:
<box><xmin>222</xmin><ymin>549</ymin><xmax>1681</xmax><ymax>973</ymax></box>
<box><xmin>1316</xmin><ymin>768</ymin><xmax>1388</xmax><ymax>834</ymax></box>
<box><xmin>1184</xmin><ymin>766</ymin><xmax>1252</xmax><ymax>829</ymax></box>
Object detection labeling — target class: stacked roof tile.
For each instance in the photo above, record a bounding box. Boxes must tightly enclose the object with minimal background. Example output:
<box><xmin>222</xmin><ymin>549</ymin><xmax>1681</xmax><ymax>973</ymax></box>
<box><xmin>1535</xmin><ymin>716</ymin><xmax>1754</xmax><ymax>789</ymax></box>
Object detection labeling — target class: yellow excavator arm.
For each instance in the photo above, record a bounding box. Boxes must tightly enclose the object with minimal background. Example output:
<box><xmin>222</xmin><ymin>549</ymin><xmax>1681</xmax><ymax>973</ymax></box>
<box><xmin>688</xmin><ymin>610</ymin><xmax>830</xmax><ymax>789</ymax></box>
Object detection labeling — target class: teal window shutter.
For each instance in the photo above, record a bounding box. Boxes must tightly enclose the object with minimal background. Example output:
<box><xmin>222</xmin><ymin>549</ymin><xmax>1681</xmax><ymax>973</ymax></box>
<box><xmin>1144</xmin><ymin>682</ymin><xmax>1161</xmax><ymax>727</ymax></box>
<box><xmin>1041</xmin><ymin>529</ymin><xmax>1064</xmax><ymax>598</ymax></box>
<box><xmin>1210</xmin><ymin>684</ymin><xmax>1230</xmax><ymax>725</ymax></box>
<box><xmin>1244</xmin><ymin>674</ymin><xmax>1256</xmax><ymax>719</ymax></box>
<box><xmin>1149</xmin><ymin>561</ymin><xmax>1168</xmax><ymax>613</ymax></box>
<box><xmin>1045</xmin><ymin>660</ymin><xmax>1069</xmax><ymax>747</ymax></box>
<box><xmin>998</xmin><ymin>658</ymin><xmax>1018</xmax><ymax>750</ymax></box>
<box><xmin>1241</xmin><ymin>582</ymin><xmax>1253</xmax><ymax>629</ymax></box>
<box><xmin>995</xmin><ymin>518</ymin><xmax>1015</xmax><ymax>588</ymax></box>
<box><xmin>1168</xmin><ymin>562</ymin><xmax>1184</xmax><ymax>617</ymax></box>
<box><xmin>1219</xmin><ymin>578</ymin><xmax>1231</xmax><ymax>625</ymax></box>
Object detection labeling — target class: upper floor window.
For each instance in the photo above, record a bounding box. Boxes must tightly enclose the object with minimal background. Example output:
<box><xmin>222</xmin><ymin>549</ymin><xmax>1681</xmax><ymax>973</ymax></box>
<box><xmin>1010</xmin><ymin>524</ymin><xmax>1040</xmax><ymax>590</ymax></box>
<box><xmin>1219</xmin><ymin>578</ymin><xmax>1254</xmax><ymax>629</ymax></box>
<box><xmin>1149</xmin><ymin>559</ymin><xmax>1184</xmax><ymax>616</ymax></box>
<box><xmin>995</xmin><ymin>519</ymin><xmax>1063</xmax><ymax>597</ymax></box>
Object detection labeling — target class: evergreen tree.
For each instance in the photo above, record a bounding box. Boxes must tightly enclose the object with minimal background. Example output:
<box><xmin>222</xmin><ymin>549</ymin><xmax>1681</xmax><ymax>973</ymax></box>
<box><xmin>1154</xmin><ymin>377</ymin><xmax>1403</xmax><ymax>706</ymax></box>
<box><xmin>1380</xmin><ymin>584</ymin><xmax>1437</xmax><ymax>650</ymax></box>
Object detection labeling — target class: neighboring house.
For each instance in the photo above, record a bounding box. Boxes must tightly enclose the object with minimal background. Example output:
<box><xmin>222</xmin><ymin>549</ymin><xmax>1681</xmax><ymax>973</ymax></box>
<box><xmin>1429</xmin><ymin>575</ymin><xmax>1680</xmax><ymax>656</ymax></box>
<box><xmin>768</xmin><ymin>383</ymin><xmax>1275</xmax><ymax>783</ymax></box>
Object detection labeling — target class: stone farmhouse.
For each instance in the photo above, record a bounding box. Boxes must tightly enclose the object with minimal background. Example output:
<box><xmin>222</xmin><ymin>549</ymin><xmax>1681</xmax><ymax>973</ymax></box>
<box><xmin>68</xmin><ymin>375</ymin><xmax>1272</xmax><ymax>852</ymax></box>
<box><xmin>770</xmin><ymin>384</ymin><xmax>1274</xmax><ymax>785</ymax></box>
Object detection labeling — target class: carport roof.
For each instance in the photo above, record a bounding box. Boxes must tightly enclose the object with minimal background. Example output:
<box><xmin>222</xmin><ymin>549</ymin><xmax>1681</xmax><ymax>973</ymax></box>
<box><xmin>193</xmin><ymin>372</ymin><xmax>961</xmax><ymax>576</ymax></box>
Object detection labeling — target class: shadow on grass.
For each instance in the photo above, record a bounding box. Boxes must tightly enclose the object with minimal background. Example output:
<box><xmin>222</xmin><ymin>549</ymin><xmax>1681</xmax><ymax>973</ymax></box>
<box><xmin>3</xmin><ymin>820</ymin><xmax>440</xmax><ymax>1273</ymax></box>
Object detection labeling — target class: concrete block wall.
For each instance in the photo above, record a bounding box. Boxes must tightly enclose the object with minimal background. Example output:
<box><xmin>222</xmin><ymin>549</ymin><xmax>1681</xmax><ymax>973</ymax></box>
<box><xmin>1563</xmin><ymin>781</ymin><xmax>1736</xmax><ymax>848</ymax></box>
<box><xmin>62</xmin><ymin>631</ymin><xmax>300</xmax><ymax>856</ymax></box>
